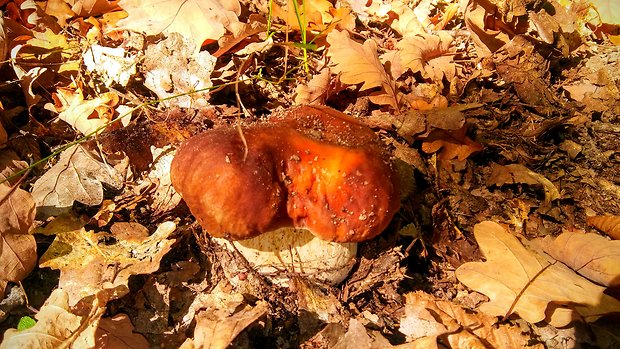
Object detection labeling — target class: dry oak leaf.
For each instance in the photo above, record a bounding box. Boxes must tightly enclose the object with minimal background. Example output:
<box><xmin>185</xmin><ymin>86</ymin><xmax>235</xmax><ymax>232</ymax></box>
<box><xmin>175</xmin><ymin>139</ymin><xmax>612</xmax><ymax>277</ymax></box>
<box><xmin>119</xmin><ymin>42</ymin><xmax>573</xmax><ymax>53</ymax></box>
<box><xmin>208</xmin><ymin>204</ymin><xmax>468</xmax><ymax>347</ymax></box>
<box><xmin>587</xmin><ymin>215</ymin><xmax>620</xmax><ymax>240</ymax></box>
<box><xmin>31</xmin><ymin>144</ymin><xmax>125</xmax><ymax>218</ymax></box>
<box><xmin>487</xmin><ymin>163</ymin><xmax>560</xmax><ymax>207</ymax></box>
<box><xmin>326</xmin><ymin>29</ymin><xmax>400</xmax><ymax>109</ymax></box>
<box><xmin>0</xmin><ymin>184</ymin><xmax>37</xmax><ymax>294</ymax></box>
<box><xmin>421</xmin><ymin>126</ymin><xmax>483</xmax><ymax>162</ymax></box>
<box><xmin>0</xmin><ymin>288</ymin><xmax>100</xmax><ymax>349</ymax></box>
<box><xmin>456</xmin><ymin>221</ymin><xmax>620</xmax><ymax>327</ymax></box>
<box><xmin>535</xmin><ymin>230</ymin><xmax>620</xmax><ymax>287</ymax></box>
<box><xmin>403</xmin><ymin>291</ymin><xmax>544</xmax><ymax>349</ymax></box>
<box><xmin>38</xmin><ymin>219</ymin><xmax>176</xmax><ymax>306</ymax></box>
<box><xmin>117</xmin><ymin>0</ymin><xmax>243</xmax><ymax>50</ymax></box>
<box><xmin>395</xmin><ymin>31</ymin><xmax>457</xmax><ymax>85</ymax></box>
<box><xmin>0</xmin><ymin>151</ymin><xmax>37</xmax><ymax>295</ymax></box>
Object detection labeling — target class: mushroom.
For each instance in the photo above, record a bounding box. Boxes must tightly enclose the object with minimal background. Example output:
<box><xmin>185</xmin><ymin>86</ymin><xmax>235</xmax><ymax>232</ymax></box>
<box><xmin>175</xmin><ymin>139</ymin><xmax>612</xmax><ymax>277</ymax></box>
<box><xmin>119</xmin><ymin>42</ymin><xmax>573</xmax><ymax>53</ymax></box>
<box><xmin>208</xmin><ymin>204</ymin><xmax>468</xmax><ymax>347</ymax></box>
<box><xmin>171</xmin><ymin>105</ymin><xmax>400</xmax><ymax>284</ymax></box>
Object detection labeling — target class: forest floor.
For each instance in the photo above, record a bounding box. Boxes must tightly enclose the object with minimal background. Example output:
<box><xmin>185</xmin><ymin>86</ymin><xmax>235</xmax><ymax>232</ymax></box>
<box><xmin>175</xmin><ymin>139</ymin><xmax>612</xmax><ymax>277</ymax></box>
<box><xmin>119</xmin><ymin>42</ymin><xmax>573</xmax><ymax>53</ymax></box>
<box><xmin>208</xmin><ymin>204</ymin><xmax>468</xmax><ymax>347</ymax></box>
<box><xmin>1</xmin><ymin>0</ymin><xmax>620</xmax><ymax>348</ymax></box>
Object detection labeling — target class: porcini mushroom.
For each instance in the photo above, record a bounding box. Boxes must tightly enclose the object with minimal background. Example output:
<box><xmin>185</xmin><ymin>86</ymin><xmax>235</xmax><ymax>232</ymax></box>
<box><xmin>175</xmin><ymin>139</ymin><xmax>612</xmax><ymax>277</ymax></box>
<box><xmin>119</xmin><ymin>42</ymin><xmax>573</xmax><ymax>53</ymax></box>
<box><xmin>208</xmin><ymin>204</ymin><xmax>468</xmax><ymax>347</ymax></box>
<box><xmin>171</xmin><ymin>105</ymin><xmax>400</xmax><ymax>284</ymax></box>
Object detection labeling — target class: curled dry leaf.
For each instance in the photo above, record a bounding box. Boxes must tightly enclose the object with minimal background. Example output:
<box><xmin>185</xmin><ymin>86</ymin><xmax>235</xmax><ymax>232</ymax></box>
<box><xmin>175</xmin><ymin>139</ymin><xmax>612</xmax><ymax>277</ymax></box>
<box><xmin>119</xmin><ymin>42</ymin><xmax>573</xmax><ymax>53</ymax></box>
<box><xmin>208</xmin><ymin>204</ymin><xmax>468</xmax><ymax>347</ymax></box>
<box><xmin>326</xmin><ymin>29</ymin><xmax>400</xmax><ymax>109</ymax></box>
<box><xmin>181</xmin><ymin>284</ymin><xmax>268</xmax><ymax>349</ymax></box>
<box><xmin>587</xmin><ymin>215</ymin><xmax>620</xmax><ymax>240</ymax></box>
<box><xmin>487</xmin><ymin>163</ymin><xmax>560</xmax><ymax>207</ymax></box>
<box><xmin>460</xmin><ymin>0</ymin><xmax>511</xmax><ymax>57</ymax></box>
<box><xmin>49</xmin><ymin>85</ymin><xmax>120</xmax><ymax>136</ymax></box>
<box><xmin>38</xmin><ymin>219</ymin><xmax>177</xmax><ymax>306</ymax></box>
<box><xmin>31</xmin><ymin>144</ymin><xmax>126</xmax><ymax>218</ymax></box>
<box><xmin>535</xmin><ymin>230</ymin><xmax>620</xmax><ymax>287</ymax></box>
<box><xmin>456</xmin><ymin>221</ymin><xmax>620</xmax><ymax>327</ymax></box>
<box><xmin>395</xmin><ymin>31</ymin><xmax>457</xmax><ymax>85</ymax></box>
<box><xmin>117</xmin><ymin>0</ymin><xmax>243</xmax><ymax>51</ymax></box>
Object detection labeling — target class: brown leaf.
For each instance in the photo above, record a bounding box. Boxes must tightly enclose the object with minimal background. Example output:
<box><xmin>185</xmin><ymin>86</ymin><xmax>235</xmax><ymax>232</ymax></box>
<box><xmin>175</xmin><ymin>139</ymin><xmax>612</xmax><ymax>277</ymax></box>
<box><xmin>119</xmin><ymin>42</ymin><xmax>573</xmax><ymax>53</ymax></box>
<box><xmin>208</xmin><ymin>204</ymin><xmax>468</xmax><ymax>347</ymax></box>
<box><xmin>95</xmin><ymin>314</ymin><xmax>149</xmax><ymax>349</ymax></box>
<box><xmin>0</xmin><ymin>155</ymin><xmax>36</xmax><ymax>295</ymax></box>
<box><xmin>535</xmin><ymin>230</ymin><xmax>620</xmax><ymax>287</ymax></box>
<box><xmin>117</xmin><ymin>0</ymin><xmax>243</xmax><ymax>50</ymax></box>
<box><xmin>587</xmin><ymin>215</ymin><xmax>620</xmax><ymax>240</ymax></box>
<box><xmin>456</xmin><ymin>221</ymin><xmax>620</xmax><ymax>327</ymax></box>
<box><xmin>326</xmin><ymin>29</ymin><xmax>400</xmax><ymax>109</ymax></box>
<box><xmin>421</xmin><ymin>126</ymin><xmax>483</xmax><ymax>162</ymax></box>
<box><xmin>31</xmin><ymin>144</ymin><xmax>125</xmax><ymax>218</ymax></box>
<box><xmin>487</xmin><ymin>163</ymin><xmax>560</xmax><ymax>206</ymax></box>
<box><xmin>294</xmin><ymin>68</ymin><xmax>331</xmax><ymax>105</ymax></box>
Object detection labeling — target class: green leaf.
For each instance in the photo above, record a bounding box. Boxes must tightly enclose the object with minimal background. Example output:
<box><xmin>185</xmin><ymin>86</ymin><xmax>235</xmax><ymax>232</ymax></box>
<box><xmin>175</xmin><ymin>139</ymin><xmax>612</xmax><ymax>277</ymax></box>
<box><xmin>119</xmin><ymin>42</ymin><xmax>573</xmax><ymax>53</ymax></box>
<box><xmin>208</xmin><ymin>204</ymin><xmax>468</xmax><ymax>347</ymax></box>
<box><xmin>17</xmin><ymin>316</ymin><xmax>36</xmax><ymax>331</ymax></box>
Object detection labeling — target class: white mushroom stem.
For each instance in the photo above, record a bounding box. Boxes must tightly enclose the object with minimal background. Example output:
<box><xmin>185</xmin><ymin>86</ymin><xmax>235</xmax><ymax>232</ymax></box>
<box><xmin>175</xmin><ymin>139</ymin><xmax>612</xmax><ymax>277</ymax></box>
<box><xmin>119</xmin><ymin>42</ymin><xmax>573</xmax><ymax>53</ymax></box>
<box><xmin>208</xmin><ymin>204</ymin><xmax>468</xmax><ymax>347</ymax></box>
<box><xmin>212</xmin><ymin>228</ymin><xmax>357</xmax><ymax>286</ymax></box>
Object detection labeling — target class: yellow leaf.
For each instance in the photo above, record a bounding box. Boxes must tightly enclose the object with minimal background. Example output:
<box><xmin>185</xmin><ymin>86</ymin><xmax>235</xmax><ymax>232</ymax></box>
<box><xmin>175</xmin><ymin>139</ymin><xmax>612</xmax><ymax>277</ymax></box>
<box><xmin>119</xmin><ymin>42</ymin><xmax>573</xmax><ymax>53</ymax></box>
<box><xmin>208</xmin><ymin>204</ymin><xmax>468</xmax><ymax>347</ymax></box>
<box><xmin>51</xmin><ymin>85</ymin><xmax>119</xmax><ymax>136</ymax></box>
<box><xmin>456</xmin><ymin>221</ymin><xmax>620</xmax><ymax>327</ymax></box>
<box><xmin>39</xmin><ymin>220</ymin><xmax>176</xmax><ymax>306</ymax></box>
<box><xmin>0</xmin><ymin>289</ymin><xmax>95</xmax><ymax>349</ymax></box>
<box><xmin>589</xmin><ymin>0</ymin><xmax>620</xmax><ymax>25</ymax></box>
<box><xmin>117</xmin><ymin>0</ymin><xmax>242</xmax><ymax>50</ymax></box>
<box><xmin>536</xmin><ymin>230</ymin><xmax>620</xmax><ymax>287</ymax></box>
<box><xmin>326</xmin><ymin>29</ymin><xmax>399</xmax><ymax>109</ymax></box>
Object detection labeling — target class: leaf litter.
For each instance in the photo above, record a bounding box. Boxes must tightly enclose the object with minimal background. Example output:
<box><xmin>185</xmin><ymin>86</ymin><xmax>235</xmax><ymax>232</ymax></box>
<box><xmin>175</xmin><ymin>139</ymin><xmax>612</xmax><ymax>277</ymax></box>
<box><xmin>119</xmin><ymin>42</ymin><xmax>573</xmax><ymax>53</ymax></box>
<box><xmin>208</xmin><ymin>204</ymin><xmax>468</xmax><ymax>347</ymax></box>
<box><xmin>1</xmin><ymin>0</ymin><xmax>620</xmax><ymax>347</ymax></box>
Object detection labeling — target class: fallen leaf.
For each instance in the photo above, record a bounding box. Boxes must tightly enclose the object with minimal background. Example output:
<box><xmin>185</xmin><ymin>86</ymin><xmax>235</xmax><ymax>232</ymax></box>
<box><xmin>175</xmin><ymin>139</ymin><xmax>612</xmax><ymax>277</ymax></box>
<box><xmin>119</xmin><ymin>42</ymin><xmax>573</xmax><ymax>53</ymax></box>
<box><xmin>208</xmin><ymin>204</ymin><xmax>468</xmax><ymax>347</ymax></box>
<box><xmin>399</xmin><ymin>293</ymin><xmax>449</xmax><ymax>341</ymax></box>
<box><xmin>456</xmin><ymin>221</ymin><xmax>620</xmax><ymax>327</ymax></box>
<box><xmin>404</xmin><ymin>291</ymin><xmax>545</xmax><ymax>349</ymax></box>
<box><xmin>38</xmin><ymin>220</ymin><xmax>176</xmax><ymax>306</ymax></box>
<box><xmin>49</xmin><ymin>84</ymin><xmax>120</xmax><ymax>135</ymax></box>
<box><xmin>31</xmin><ymin>144</ymin><xmax>125</xmax><ymax>218</ymax></box>
<box><xmin>587</xmin><ymin>215</ymin><xmax>620</xmax><ymax>240</ymax></box>
<box><xmin>95</xmin><ymin>314</ymin><xmax>149</xmax><ymax>349</ymax></box>
<box><xmin>460</xmin><ymin>0</ymin><xmax>511</xmax><ymax>57</ymax></box>
<box><xmin>487</xmin><ymin>163</ymin><xmax>560</xmax><ymax>206</ymax></box>
<box><xmin>421</xmin><ymin>126</ymin><xmax>483</xmax><ymax>162</ymax></box>
<box><xmin>182</xmin><ymin>284</ymin><xmax>268</xmax><ymax>349</ymax></box>
<box><xmin>294</xmin><ymin>68</ymin><xmax>331</xmax><ymax>105</ymax></box>
<box><xmin>326</xmin><ymin>29</ymin><xmax>400</xmax><ymax>109</ymax></box>
<box><xmin>590</xmin><ymin>0</ymin><xmax>620</xmax><ymax>25</ymax></box>
<box><xmin>396</xmin><ymin>31</ymin><xmax>457</xmax><ymax>85</ymax></box>
<box><xmin>535</xmin><ymin>230</ymin><xmax>620</xmax><ymax>287</ymax></box>
<box><xmin>117</xmin><ymin>0</ymin><xmax>243</xmax><ymax>51</ymax></box>
<box><xmin>69</xmin><ymin>0</ymin><xmax>119</xmax><ymax>17</ymax></box>
<box><xmin>272</xmin><ymin>0</ymin><xmax>354</xmax><ymax>32</ymax></box>
<box><xmin>0</xmin><ymin>288</ymin><xmax>102</xmax><ymax>349</ymax></box>
<box><xmin>0</xmin><ymin>152</ymin><xmax>36</xmax><ymax>295</ymax></box>
<box><xmin>38</xmin><ymin>0</ymin><xmax>75</xmax><ymax>27</ymax></box>
<box><xmin>147</xmin><ymin>146</ymin><xmax>182</xmax><ymax>215</ymax></box>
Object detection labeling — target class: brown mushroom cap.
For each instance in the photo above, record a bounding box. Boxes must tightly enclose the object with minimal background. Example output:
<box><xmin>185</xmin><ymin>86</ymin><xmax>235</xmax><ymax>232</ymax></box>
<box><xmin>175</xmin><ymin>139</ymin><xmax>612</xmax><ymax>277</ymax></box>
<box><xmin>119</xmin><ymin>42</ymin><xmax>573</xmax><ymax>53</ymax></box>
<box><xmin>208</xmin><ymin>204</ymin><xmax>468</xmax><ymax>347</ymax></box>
<box><xmin>170</xmin><ymin>105</ymin><xmax>400</xmax><ymax>242</ymax></box>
